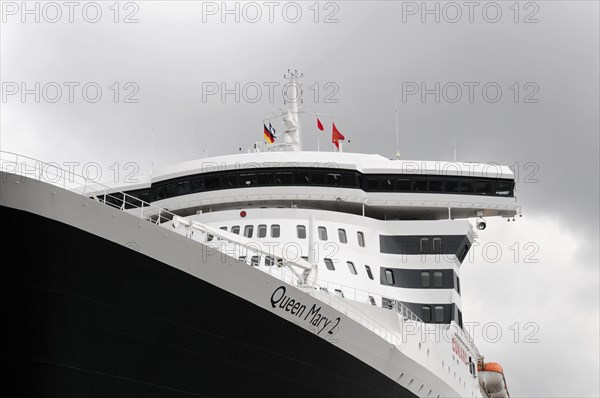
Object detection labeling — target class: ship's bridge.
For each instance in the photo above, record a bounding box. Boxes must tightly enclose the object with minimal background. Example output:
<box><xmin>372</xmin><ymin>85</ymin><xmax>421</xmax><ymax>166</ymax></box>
<box><xmin>101</xmin><ymin>151</ymin><xmax>520</xmax><ymax>221</ymax></box>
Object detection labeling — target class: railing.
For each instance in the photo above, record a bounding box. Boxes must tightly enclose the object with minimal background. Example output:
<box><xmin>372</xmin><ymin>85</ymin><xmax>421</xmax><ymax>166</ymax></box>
<box><xmin>0</xmin><ymin>150</ymin><xmax>428</xmax><ymax>348</ymax></box>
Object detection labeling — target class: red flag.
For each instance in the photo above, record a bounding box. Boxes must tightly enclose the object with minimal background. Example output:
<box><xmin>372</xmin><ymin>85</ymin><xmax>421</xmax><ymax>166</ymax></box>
<box><xmin>332</xmin><ymin>122</ymin><xmax>345</xmax><ymax>149</ymax></box>
<box><xmin>317</xmin><ymin>117</ymin><xmax>324</xmax><ymax>131</ymax></box>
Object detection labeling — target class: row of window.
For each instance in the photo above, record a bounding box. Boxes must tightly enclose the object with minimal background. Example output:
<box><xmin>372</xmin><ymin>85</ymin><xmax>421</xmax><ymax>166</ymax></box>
<box><xmin>379</xmin><ymin>235</ymin><xmax>472</xmax><ymax>263</ymax></box>
<box><xmin>112</xmin><ymin>167</ymin><xmax>514</xmax><ymax>208</ymax></box>
<box><xmin>218</xmin><ymin>223</ymin><xmax>367</xmax><ymax>247</ymax></box>
<box><xmin>323</xmin><ymin>258</ymin><xmax>375</xmax><ymax>280</ymax></box>
<box><xmin>221</xmin><ymin>224</ymin><xmax>281</xmax><ymax>238</ymax></box>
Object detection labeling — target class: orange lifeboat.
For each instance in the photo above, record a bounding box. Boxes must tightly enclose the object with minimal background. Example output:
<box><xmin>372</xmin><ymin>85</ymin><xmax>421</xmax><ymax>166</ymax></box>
<box><xmin>478</xmin><ymin>362</ymin><xmax>509</xmax><ymax>398</ymax></box>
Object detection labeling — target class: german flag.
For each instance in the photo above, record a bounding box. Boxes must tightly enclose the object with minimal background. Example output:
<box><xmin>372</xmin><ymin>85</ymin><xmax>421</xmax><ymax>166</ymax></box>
<box><xmin>264</xmin><ymin>123</ymin><xmax>275</xmax><ymax>144</ymax></box>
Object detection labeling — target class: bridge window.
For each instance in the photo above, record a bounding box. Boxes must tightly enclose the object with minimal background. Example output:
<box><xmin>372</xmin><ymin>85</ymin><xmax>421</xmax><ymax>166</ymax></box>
<box><xmin>275</xmin><ymin>171</ymin><xmax>293</xmax><ymax>185</ymax></box>
<box><xmin>357</xmin><ymin>231</ymin><xmax>365</xmax><ymax>247</ymax></box>
<box><xmin>365</xmin><ymin>265</ymin><xmax>374</xmax><ymax>280</ymax></box>
<box><xmin>347</xmin><ymin>261</ymin><xmax>357</xmax><ymax>275</ymax></box>
<box><xmin>326</xmin><ymin>172</ymin><xmax>342</xmax><ymax>186</ymax></box>
<box><xmin>257</xmin><ymin>225</ymin><xmax>267</xmax><ymax>238</ymax></box>
<box><xmin>421</xmin><ymin>271</ymin><xmax>431</xmax><ymax>288</ymax></box>
<box><xmin>446</xmin><ymin>180</ymin><xmax>459</xmax><ymax>193</ymax></box>
<box><xmin>239</xmin><ymin>172</ymin><xmax>256</xmax><ymax>187</ymax></box>
<box><xmin>422</xmin><ymin>306</ymin><xmax>432</xmax><ymax>322</ymax></box>
<box><xmin>338</xmin><ymin>228</ymin><xmax>347</xmax><ymax>243</ymax></box>
<box><xmin>190</xmin><ymin>178</ymin><xmax>204</xmax><ymax>192</ymax></box>
<box><xmin>222</xmin><ymin>173</ymin><xmax>237</xmax><ymax>187</ymax></box>
<box><xmin>257</xmin><ymin>171</ymin><xmax>274</xmax><ymax>185</ymax></box>
<box><xmin>414</xmin><ymin>179</ymin><xmax>428</xmax><ymax>192</ymax></box>
<box><xmin>384</xmin><ymin>269</ymin><xmax>395</xmax><ymax>285</ymax></box>
<box><xmin>434</xmin><ymin>306</ymin><xmax>444</xmax><ymax>323</ymax></box>
<box><xmin>324</xmin><ymin>258</ymin><xmax>335</xmax><ymax>271</ymax></box>
<box><xmin>250</xmin><ymin>255</ymin><xmax>260</xmax><ymax>267</ymax></box>
<box><xmin>297</xmin><ymin>225</ymin><xmax>306</xmax><ymax>239</ymax></box>
<box><xmin>429</xmin><ymin>180</ymin><xmax>443</xmax><ymax>192</ymax></box>
<box><xmin>476</xmin><ymin>181</ymin><xmax>492</xmax><ymax>194</ymax></box>
<box><xmin>244</xmin><ymin>225</ymin><xmax>254</xmax><ymax>238</ymax></box>
<box><xmin>205</xmin><ymin>175</ymin><xmax>221</xmax><ymax>190</ymax></box>
<box><xmin>318</xmin><ymin>226</ymin><xmax>328</xmax><ymax>240</ymax></box>
<box><xmin>231</xmin><ymin>225</ymin><xmax>240</xmax><ymax>235</ymax></box>
<box><xmin>295</xmin><ymin>170</ymin><xmax>311</xmax><ymax>185</ymax></box>
<box><xmin>271</xmin><ymin>224</ymin><xmax>281</xmax><ymax>238</ymax></box>
<box><xmin>459</xmin><ymin>180</ymin><xmax>474</xmax><ymax>193</ymax></box>
<box><xmin>397</xmin><ymin>178</ymin><xmax>411</xmax><ymax>191</ymax></box>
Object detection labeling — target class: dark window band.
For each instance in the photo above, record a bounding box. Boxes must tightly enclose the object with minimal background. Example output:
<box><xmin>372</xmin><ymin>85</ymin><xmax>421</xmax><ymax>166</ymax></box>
<box><xmin>379</xmin><ymin>235</ymin><xmax>472</xmax><ymax>263</ymax></box>
<box><xmin>379</xmin><ymin>267</ymin><xmax>457</xmax><ymax>290</ymax></box>
<box><xmin>103</xmin><ymin>167</ymin><xmax>514</xmax><ymax>207</ymax></box>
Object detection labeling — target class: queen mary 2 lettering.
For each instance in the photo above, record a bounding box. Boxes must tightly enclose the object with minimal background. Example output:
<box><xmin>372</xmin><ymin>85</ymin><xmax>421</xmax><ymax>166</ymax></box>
<box><xmin>1</xmin><ymin>71</ymin><xmax>521</xmax><ymax>397</ymax></box>
<box><xmin>270</xmin><ymin>285</ymin><xmax>341</xmax><ymax>337</ymax></box>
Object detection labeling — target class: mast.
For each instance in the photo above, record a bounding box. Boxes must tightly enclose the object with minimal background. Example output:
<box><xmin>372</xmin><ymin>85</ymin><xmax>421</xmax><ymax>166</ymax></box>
<box><xmin>282</xmin><ymin>69</ymin><xmax>303</xmax><ymax>152</ymax></box>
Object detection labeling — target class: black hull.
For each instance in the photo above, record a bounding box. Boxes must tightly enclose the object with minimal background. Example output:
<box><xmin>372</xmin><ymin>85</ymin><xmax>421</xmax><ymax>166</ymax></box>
<box><xmin>1</xmin><ymin>205</ymin><xmax>415</xmax><ymax>398</ymax></box>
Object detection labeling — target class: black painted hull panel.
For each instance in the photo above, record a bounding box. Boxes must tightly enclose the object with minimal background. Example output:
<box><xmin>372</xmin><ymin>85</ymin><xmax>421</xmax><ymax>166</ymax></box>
<box><xmin>0</xmin><ymin>205</ymin><xmax>416</xmax><ymax>398</ymax></box>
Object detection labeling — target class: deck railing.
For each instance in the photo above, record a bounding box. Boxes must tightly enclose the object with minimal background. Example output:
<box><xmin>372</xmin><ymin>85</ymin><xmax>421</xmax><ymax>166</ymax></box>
<box><xmin>1</xmin><ymin>150</ymin><xmax>457</xmax><ymax>350</ymax></box>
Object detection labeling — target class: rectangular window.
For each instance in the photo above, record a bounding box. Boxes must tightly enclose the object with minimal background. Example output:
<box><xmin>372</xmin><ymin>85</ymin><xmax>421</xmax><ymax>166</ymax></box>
<box><xmin>368</xmin><ymin>296</ymin><xmax>376</xmax><ymax>306</ymax></box>
<box><xmin>326</xmin><ymin>172</ymin><xmax>342</xmax><ymax>186</ymax></box>
<box><xmin>456</xmin><ymin>276</ymin><xmax>461</xmax><ymax>295</ymax></box>
<box><xmin>295</xmin><ymin>170</ymin><xmax>311</xmax><ymax>185</ymax></box>
<box><xmin>231</xmin><ymin>225</ymin><xmax>240</xmax><ymax>235</ymax></box>
<box><xmin>239</xmin><ymin>172</ymin><xmax>256</xmax><ymax>187</ymax></box>
<box><xmin>257</xmin><ymin>224</ymin><xmax>267</xmax><ymax>238</ymax></box>
<box><xmin>221</xmin><ymin>173</ymin><xmax>238</xmax><ymax>188</ymax></box>
<box><xmin>366</xmin><ymin>178</ymin><xmax>380</xmax><ymax>190</ymax></box>
<box><xmin>445</xmin><ymin>180</ymin><xmax>460</xmax><ymax>193</ymax></box>
<box><xmin>244</xmin><ymin>225</ymin><xmax>254</xmax><ymax>238</ymax></box>
<box><xmin>297</xmin><ymin>225</ymin><xmax>306</xmax><ymax>239</ymax></box>
<box><xmin>396</xmin><ymin>178</ymin><xmax>411</xmax><ymax>191</ymax></box>
<box><xmin>338</xmin><ymin>228</ymin><xmax>347</xmax><ymax>244</ymax></box>
<box><xmin>324</xmin><ymin>258</ymin><xmax>335</xmax><ymax>271</ymax></box>
<box><xmin>495</xmin><ymin>181</ymin><xmax>512</xmax><ymax>196</ymax></box>
<box><xmin>265</xmin><ymin>256</ymin><xmax>274</xmax><ymax>267</ymax></box>
<box><xmin>219</xmin><ymin>226</ymin><xmax>227</xmax><ymax>231</ymax></box>
<box><xmin>357</xmin><ymin>231</ymin><xmax>365</xmax><ymax>247</ymax></box>
<box><xmin>433</xmin><ymin>237</ymin><xmax>442</xmax><ymax>253</ymax></box>
<box><xmin>301</xmin><ymin>256</ymin><xmax>308</xmax><ymax>262</ymax></box>
<box><xmin>206</xmin><ymin>234</ymin><xmax>214</xmax><ymax>242</ymax></box>
<box><xmin>476</xmin><ymin>181</ymin><xmax>492</xmax><ymax>194</ymax></box>
<box><xmin>459</xmin><ymin>180</ymin><xmax>474</xmax><ymax>193</ymax></box>
<box><xmin>190</xmin><ymin>178</ymin><xmax>204</xmax><ymax>192</ymax></box>
<box><xmin>238</xmin><ymin>256</ymin><xmax>246</xmax><ymax>263</ymax></box>
<box><xmin>433</xmin><ymin>271</ymin><xmax>443</xmax><ymax>288</ymax></box>
<box><xmin>271</xmin><ymin>224</ymin><xmax>281</xmax><ymax>238</ymax></box>
<box><xmin>365</xmin><ymin>265</ymin><xmax>374</xmax><ymax>280</ymax></box>
<box><xmin>421</xmin><ymin>271</ymin><xmax>431</xmax><ymax>288</ymax></box>
<box><xmin>342</xmin><ymin>173</ymin><xmax>357</xmax><ymax>188</ymax></box>
<box><xmin>205</xmin><ymin>175</ymin><xmax>221</xmax><ymax>190</ymax></box>
<box><xmin>429</xmin><ymin>180</ymin><xmax>444</xmax><ymax>192</ymax></box>
<box><xmin>434</xmin><ymin>306</ymin><xmax>444</xmax><ymax>323</ymax></box>
<box><xmin>458</xmin><ymin>309</ymin><xmax>463</xmax><ymax>328</ymax></box>
<box><xmin>422</xmin><ymin>306</ymin><xmax>432</xmax><ymax>322</ymax></box>
<box><xmin>414</xmin><ymin>179</ymin><xmax>428</xmax><ymax>192</ymax></box>
<box><xmin>420</xmin><ymin>237</ymin><xmax>430</xmax><ymax>253</ymax></box>
<box><xmin>251</xmin><ymin>255</ymin><xmax>260</xmax><ymax>267</ymax></box>
<box><xmin>318</xmin><ymin>226</ymin><xmax>328</xmax><ymax>241</ymax></box>
<box><xmin>334</xmin><ymin>289</ymin><xmax>344</xmax><ymax>298</ymax></box>
<box><xmin>347</xmin><ymin>261</ymin><xmax>357</xmax><ymax>275</ymax></box>
<box><xmin>257</xmin><ymin>171</ymin><xmax>274</xmax><ymax>185</ymax></box>
<box><xmin>275</xmin><ymin>172</ymin><xmax>293</xmax><ymax>185</ymax></box>
<box><xmin>384</xmin><ymin>269</ymin><xmax>395</xmax><ymax>285</ymax></box>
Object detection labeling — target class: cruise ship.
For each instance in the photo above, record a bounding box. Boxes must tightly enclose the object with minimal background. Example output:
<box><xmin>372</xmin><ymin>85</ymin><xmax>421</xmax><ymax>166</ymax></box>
<box><xmin>1</xmin><ymin>71</ymin><xmax>520</xmax><ymax>397</ymax></box>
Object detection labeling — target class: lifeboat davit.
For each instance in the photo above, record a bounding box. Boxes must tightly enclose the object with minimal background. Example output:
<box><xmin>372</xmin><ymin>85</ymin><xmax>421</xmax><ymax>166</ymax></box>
<box><xmin>478</xmin><ymin>362</ymin><xmax>509</xmax><ymax>398</ymax></box>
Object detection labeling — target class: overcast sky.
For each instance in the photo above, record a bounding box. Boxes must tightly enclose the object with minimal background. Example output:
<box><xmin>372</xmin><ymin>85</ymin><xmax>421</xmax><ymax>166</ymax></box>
<box><xmin>1</xmin><ymin>1</ymin><xmax>598</xmax><ymax>396</ymax></box>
